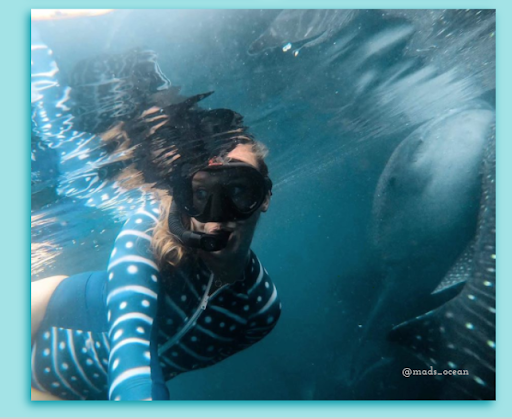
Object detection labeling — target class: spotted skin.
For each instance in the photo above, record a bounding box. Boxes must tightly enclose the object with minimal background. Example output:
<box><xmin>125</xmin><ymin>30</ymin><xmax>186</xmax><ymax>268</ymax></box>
<box><xmin>389</xmin><ymin>128</ymin><xmax>495</xmax><ymax>400</ymax></box>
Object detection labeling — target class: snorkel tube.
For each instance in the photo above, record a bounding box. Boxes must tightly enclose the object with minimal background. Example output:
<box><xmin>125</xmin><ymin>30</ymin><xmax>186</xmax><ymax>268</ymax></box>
<box><xmin>167</xmin><ymin>200</ymin><xmax>231</xmax><ymax>252</ymax></box>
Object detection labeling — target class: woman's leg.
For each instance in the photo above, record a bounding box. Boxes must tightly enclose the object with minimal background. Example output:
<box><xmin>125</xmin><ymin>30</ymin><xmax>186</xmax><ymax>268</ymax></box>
<box><xmin>31</xmin><ymin>275</ymin><xmax>68</xmax><ymax>401</ymax></box>
<box><xmin>31</xmin><ymin>275</ymin><xmax>68</xmax><ymax>343</ymax></box>
<box><xmin>31</xmin><ymin>387</ymin><xmax>64</xmax><ymax>401</ymax></box>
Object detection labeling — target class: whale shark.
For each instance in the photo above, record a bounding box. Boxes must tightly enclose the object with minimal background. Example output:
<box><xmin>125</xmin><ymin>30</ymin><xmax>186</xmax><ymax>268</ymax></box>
<box><xmin>388</xmin><ymin>128</ymin><xmax>495</xmax><ymax>400</ymax></box>
<box><xmin>350</xmin><ymin>106</ymin><xmax>495</xmax><ymax>394</ymax></box>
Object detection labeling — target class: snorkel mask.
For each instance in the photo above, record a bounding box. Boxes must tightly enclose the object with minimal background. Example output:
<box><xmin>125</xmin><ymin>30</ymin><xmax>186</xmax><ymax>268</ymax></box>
<box><xmin>168</xmin><ymin>156</ymin><xmax>272</xmax><ymax>251</ymax></box>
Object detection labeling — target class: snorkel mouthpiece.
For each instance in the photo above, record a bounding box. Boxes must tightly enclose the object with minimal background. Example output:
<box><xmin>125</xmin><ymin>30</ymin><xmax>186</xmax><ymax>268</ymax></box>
<box><xmin>168</xmin><ymin>200</ymin><xmax>231</xmax><ymax>251</ymax></box>
<box><xmin>188</xmin><ymin>231</ymin><xmax>231</xmax><ymax>252</ymax></box>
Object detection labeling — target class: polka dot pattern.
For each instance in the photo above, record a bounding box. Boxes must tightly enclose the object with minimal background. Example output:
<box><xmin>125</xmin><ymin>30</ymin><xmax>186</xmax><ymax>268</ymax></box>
<box><xmin>31</xmin><ymin>197</ymin><xmax>281</xmax><ymax>401</ymax></box>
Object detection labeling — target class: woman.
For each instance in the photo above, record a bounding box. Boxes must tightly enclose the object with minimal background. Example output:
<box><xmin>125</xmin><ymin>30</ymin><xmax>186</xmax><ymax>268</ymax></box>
<box><xmin>31</xmin><ymin>40</ymin><xmax>281</xmax><ymax>400</ymax></box>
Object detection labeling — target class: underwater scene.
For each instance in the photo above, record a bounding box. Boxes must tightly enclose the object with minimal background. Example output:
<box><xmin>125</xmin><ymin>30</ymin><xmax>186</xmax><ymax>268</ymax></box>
<box><xmin>31</xmin><ymin>9</ymin><xmax>495</xmax><ymax>400</ymax></box>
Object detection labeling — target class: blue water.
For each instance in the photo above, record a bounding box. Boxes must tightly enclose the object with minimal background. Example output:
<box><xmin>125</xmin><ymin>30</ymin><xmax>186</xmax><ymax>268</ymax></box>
<box><xmin>31</xmin><ymin>9</ymin><xmax>495</xmax><ymax>399</ymax></box>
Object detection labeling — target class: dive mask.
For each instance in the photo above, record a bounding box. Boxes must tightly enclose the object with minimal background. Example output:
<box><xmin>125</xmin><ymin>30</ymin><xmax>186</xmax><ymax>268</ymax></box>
<box><xmin>172</xmin><ymin>157</ymin><xmax>272</xmax><ymax>223</ymax></box>
<box><xmin>167</xmin><ymin>157</ymin><xmax>272</xmax><ymax>251</ymax></box>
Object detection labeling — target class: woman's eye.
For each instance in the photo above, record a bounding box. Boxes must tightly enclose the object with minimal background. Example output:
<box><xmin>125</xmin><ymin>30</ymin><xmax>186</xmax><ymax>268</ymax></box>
<box><xmin>230</xmin><ymin>186</ymin><xmax>246</xmax><ymax>196</ymax></box>
<box><xmin>194</xmin><ymin>189</ymin><xmax>208</xmax><ymax>200</ymax></box>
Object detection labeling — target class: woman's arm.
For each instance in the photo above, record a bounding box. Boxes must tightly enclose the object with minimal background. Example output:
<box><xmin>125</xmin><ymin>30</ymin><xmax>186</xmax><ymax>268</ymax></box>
<box><xmin>105</xmin><ymin>200</ymin><xmax>169</xmax><ymax>401</ymax></box>
<box><xmin>240</xmin><ymin>254</ymin><xmax>282</xmax><ymax>347</ymax></box>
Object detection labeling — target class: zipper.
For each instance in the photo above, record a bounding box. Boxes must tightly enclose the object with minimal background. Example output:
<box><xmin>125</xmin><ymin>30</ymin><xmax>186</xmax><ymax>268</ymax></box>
<box><xmin>158</xmin><ymin>273</ymin><xmax>214</xmax><ymax>355</ymax></box>
<box><xmin>200</xmin><ymin>274</ymin><xmax>213</xmax><ymax>310</ymax></box>
<box><xmin>202</xmin><ymin>278</ymin><xmax>233</xmax><ymax>310</ymax></box>
<box><xmin>207</xmin><ymin>282</ymin><xmax>230</xmax><ymax>302</ymax></box>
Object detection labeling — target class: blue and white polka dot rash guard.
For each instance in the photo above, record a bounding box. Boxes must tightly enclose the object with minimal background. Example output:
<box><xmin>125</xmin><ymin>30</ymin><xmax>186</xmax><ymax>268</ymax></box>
<box><xmin>31</xmin><ymin>201</ymin><xmax>282</xmax><ymax>400</ymax></box>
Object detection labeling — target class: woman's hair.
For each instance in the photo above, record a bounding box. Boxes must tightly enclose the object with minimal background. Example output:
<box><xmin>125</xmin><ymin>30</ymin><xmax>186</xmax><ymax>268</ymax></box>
<box><xmin>151</xmin><ymin>139</ymin><xmax>269</xmax><ymax>269</ymax></box>
<box><xmin>96</xmin><ymin>90</ymin><xmax>269</xmax><ymax>271</ymax></box>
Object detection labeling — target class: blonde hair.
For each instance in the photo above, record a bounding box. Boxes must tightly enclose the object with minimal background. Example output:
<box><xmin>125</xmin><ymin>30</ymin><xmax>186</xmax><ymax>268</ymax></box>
<box><xmin>150</xmin><ymin>190</ymin><xmax>188</xmax><ymax>269</ymax></box>
<box><xmin>151</xmin><ymin>140</ymin><xmax>269</xmax><ymax>270</ymax></box>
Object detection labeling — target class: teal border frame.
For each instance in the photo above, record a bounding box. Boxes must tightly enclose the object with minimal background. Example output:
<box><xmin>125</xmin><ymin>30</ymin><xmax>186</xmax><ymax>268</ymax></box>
<box><xmin>7</xmin><ymin>0</ymin><xmax>510</xmax><ymax>417</ymax></box>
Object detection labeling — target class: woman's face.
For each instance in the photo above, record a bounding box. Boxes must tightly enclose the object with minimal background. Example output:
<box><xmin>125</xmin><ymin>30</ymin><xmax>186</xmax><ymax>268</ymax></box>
<box><xmin>190</xmin><ymin>144</ymin><xmax>270</xmax><ymax>258</ymax></box>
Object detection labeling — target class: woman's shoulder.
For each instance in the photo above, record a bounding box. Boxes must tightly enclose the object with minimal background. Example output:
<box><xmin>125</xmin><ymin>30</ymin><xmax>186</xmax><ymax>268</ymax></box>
<box><xmin>240</xmin><ymin>250</ymin><xmax>276</xmax><ymax>296</ymax></box>
<box><xmin>109</xmin><ymin>198</ymin><xmax>162</xmax><ymax>271</ymax></box>
<box><xmin>116</xmin><ymin>198</ymin><xmax>161</xmax><ymax>244</ymax></box>
<box><xmin>123</xmin><ymin>199</ymin><xmax>161</xmax><ymax>230</ymax></box>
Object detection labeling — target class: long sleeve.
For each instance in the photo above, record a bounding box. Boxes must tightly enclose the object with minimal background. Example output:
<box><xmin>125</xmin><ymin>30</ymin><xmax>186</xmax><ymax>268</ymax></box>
<box><xmin>239</xmin><ymin>254</ymin><xmax>282</xmax><ymax>348</ymax></box>
<box><xmin>106</xmin><ymin>201</ymin><xmax>169</xmax><ymax>400</ymax></box>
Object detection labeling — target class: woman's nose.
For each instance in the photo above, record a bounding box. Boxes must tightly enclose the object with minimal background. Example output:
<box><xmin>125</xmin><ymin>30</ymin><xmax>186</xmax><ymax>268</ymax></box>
<box><xmin>221</xmin><ymin>221</ymin><xmax>237</xmax><ymax>231</ymax></box>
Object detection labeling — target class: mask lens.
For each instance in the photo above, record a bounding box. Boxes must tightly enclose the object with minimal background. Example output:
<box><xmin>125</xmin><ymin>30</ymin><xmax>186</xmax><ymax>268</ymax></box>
<box><xmin>174</xmin><ymin>164</ymin><xmax>269</xmax><ymax>221</ymax></box>
<box><xmin>189</xmin><ymin>170</ymin><xmax>220</xmax><ymax>214</ymax></box>
<box><xmin>191</xmin><ymin>186</ymin><xmax>211</xmax><ymax>213</ymax></box>
<box><xmin>226</xmin><ymin>177</ymin><xmax>263</xmax><ymax>212</ymax></box>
